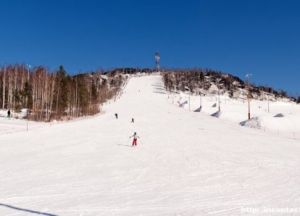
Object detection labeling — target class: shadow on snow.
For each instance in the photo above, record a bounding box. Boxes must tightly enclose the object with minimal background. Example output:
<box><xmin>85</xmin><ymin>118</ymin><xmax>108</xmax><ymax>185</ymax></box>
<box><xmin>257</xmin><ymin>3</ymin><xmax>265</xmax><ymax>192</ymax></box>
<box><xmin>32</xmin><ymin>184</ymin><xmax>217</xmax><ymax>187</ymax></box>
<box><xmin>117</xmin><ymin>144</ymin><xmax>132</xmax><ymax>148</ymax></box>
<box><xmin>0</xmin><ymin>203</ymin><xmax>58</xmax><ymax>216</ymax></box>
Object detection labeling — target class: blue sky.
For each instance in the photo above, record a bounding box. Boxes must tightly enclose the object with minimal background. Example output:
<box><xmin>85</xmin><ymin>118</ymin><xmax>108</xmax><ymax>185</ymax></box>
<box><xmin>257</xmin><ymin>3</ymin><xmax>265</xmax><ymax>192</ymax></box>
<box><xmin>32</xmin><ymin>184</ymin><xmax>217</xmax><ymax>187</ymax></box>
<box><xmin>0</xmin><ymin>0</ymin><xmax>299</xmax><ymax>94</ymax></box>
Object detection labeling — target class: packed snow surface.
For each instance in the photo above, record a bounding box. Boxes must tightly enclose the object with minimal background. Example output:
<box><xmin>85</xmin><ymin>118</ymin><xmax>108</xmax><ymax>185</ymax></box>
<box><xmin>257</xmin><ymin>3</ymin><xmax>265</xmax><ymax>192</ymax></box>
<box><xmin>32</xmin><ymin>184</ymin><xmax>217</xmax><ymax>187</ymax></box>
<box><xmin>0</xmin><ymin>75</ymin><xmax>300</xmax><ymax>216</ymax></box>
<box><xmin>174</xmin><ymin>90</ymin><xmax>300</xmax><ymax>139</ymax></box>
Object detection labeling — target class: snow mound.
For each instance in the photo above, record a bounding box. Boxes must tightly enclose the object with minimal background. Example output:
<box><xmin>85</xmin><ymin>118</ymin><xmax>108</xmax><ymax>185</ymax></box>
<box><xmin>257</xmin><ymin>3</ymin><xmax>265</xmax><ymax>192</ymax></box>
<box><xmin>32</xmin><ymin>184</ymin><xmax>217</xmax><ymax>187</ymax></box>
<box><xmin>178</xmin><ymin>100</ymin><xmax>188</xmax><ymax>108</ymax></box>
<box><xmin>274</xmin><ymin>113</ymin><xmax>284</xmax><ymax>118</ymax></box>
<box><xmin>211</xmin><ymin>111</ymin><xmax>221</xmax><ymax>118</ymax></box>
<box><xmin>240</xmin><ymin>117</ymin><xmax>261</xmax><ymax>129</ymax></box>
<box><xmin>194</xmin><ymin>106</ymin><xmax>202</xmax><ymax>112</ymax></box>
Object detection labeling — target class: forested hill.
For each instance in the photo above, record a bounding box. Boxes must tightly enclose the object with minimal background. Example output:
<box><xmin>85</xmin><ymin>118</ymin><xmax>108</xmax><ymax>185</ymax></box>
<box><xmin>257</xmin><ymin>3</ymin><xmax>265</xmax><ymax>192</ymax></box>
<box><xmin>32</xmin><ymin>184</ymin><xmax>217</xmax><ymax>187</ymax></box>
<box><xmin>1</xmin><ymin>65</ymin><xmax>298</xmax><ymax>122</ymax></box>
<box><xmin>0</xmin><ymin>65</ymin><xmax>127</xmax><ymax>121</ymax></box>
<box><xmin>161</xmin><ymin>69</ymin><xmax>299</xmax><ymax>103</ymax></box>
<box><xmin>105</xmin><ymin>67</ymin><xmax>299</xmax><ymax>103</ymax></box>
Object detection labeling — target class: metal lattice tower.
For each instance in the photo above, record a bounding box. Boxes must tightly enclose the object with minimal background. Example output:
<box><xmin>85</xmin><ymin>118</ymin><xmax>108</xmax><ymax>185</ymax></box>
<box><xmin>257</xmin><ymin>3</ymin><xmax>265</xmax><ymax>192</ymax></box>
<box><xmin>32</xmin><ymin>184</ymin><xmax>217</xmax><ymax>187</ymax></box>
<box><xmin>155</xmin><ymin>52</ymin><xmax>160</xmax><ymax>72</ymax></box>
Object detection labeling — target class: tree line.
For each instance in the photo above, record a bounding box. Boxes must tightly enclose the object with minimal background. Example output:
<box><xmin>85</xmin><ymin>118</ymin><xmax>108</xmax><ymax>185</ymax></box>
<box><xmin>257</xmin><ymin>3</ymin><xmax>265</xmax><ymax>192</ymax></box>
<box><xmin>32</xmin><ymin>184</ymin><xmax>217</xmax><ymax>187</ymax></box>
<box><xmin>162</xmin><ymin>69</ymin><xmax>299</xmax><ymax>102</ymax></box>
<box><xmin>0</xmin><ymin>65</ymin><xmax>127</xmax><ymax>121</ymax></box>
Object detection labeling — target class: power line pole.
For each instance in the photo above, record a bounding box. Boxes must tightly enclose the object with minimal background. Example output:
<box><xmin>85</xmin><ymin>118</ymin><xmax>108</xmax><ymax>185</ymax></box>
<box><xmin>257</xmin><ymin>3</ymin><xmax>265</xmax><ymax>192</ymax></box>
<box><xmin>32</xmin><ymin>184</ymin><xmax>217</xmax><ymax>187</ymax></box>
<box><xmin>199</xmin><ymin>90</ymin><xmax>202</xmax><ymax>111</ymax></box>
<box><xmin>245</xmin><ymin>73</ymin><xmax>252</xmax><ymax>120</ymax></box>
<box><xmin>267</xmin><ymin>93</ymin><xmax>270</xmax><ymax>113</ymax></box>
<box><xmin>199</xmin><ymin>72</ymin><xmax>203</xmax><ymax>111</ymax></box>
<box><xmin>218</xmin><ymin>88</ymin><xmax>221</xmax><ymax>112</ymax></box>
<box><xmin>185</xmin><ymin>86</ymin><xmax>191</xmax><ymax>111</ymax></box>
<box><xmin>2</xmin><ymin>65</ymin><xmax>5</xmax><ymax>109</ymax></box>
<box><xmin>155</xmin><ymin>52</ymin><xmax>160</xmax><ymax>72</ymax></box>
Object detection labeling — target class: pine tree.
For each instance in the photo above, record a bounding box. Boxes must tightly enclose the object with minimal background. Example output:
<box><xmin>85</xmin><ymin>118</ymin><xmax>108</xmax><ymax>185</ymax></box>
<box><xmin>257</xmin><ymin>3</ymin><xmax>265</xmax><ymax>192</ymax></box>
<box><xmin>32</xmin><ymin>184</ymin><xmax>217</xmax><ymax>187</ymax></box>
<box><xmin>55</xmin><ymin>65</ymin><xmax>70</xmax><ymax>118</ymax></box>
<box><xmin>22</xmin><ymin>81</ymin><xmax>32</xmax><ymax>108</ymax></box>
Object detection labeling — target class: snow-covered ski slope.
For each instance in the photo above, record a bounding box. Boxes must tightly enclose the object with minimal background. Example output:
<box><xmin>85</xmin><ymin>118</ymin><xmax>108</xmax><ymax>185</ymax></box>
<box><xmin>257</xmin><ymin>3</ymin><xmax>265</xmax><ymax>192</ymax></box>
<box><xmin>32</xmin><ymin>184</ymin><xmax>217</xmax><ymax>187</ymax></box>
<box><xmin>172</xmin><ymin>90</ymin><xmax>300</xmax><ymax>139</ymax></box>
<box><xmin>1</xmin><ymin>74</ymin><xmax>300</xmax><ymax>216</ymax></box>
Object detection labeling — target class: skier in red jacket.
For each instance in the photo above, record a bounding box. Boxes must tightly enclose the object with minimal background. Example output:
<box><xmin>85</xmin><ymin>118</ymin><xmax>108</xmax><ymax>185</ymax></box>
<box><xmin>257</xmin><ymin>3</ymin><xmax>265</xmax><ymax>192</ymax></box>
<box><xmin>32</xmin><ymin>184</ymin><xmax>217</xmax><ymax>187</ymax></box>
<box><xmin>130</xmin><ymin>132</ymin><xmax>139</xmax><ymax>146</ymax></box>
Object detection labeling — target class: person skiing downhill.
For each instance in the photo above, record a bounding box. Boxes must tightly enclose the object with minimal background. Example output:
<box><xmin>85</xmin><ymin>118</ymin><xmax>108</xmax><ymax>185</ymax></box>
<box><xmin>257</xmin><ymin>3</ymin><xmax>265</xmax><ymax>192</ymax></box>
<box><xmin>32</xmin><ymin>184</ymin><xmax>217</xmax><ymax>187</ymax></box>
<box><xmin>130</xmin><ymin>132</ymin><xmax>139</xmax><ymax>146</ymax></box>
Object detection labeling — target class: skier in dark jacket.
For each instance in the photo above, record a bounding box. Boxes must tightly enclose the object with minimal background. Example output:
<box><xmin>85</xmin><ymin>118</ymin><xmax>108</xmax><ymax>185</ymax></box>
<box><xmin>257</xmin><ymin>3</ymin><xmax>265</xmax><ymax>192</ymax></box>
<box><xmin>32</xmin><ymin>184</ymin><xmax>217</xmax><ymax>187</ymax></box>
<box><xmin>115</xmin><ymin>113</ymin><xmax>118</xmax><ymax>119</ymax></box>
<box><xmin>7</xmin><ymin>109</ymin><xmax>11</xmax><ymax>118</ymax></box>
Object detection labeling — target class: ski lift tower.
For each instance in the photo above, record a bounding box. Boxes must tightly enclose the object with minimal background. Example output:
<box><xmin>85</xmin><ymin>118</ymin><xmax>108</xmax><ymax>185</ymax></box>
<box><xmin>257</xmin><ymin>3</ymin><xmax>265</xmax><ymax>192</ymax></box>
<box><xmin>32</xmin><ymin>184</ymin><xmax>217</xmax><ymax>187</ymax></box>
<box><xmin>155</xmin><ymin>52</ymin><xmax>160</xmax><ymax>72</ymax></box>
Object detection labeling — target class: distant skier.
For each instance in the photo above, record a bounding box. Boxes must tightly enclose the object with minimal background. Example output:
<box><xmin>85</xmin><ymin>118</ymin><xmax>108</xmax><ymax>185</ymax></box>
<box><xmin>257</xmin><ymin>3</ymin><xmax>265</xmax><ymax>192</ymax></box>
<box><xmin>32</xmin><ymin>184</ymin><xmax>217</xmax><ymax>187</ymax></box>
<box><xmin>115</xmin><ymin>113</ymin><xmax>118</xmax><ymax>119</ymax></box>
<box><xmin>7</xmin><ymin>109</ymin><xmax>11</xmax><ymax>118</ymax></box>
<box><xmin>131</xmin><ymin>118</ymin><xmax>134</xmax><ymax>123</ymax></box>
<box><xmin>130</xmin><ymin>132</ymin><xmax>139</xmax><ymax>146</ymax></box>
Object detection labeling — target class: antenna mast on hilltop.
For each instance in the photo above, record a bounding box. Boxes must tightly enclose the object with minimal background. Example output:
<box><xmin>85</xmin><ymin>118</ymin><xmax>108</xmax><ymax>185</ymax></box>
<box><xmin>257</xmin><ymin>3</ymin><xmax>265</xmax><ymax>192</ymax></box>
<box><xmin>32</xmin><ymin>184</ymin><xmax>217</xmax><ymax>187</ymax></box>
<box><xmin>155</xmin><ymin>52</ymin><xmax>160</xmax><ymax>72</ymax></box>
